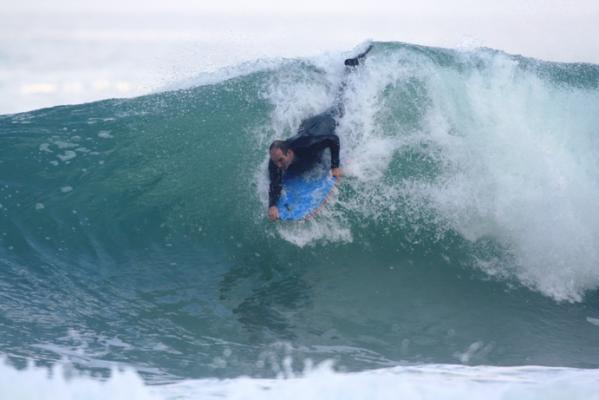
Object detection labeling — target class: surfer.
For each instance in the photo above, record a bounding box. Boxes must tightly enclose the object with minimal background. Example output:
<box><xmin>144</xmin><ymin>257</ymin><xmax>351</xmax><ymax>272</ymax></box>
<box><xmin>267</xmin><ymin>45</ymin><xmax>372</xmax><ymax>221</ymax></box>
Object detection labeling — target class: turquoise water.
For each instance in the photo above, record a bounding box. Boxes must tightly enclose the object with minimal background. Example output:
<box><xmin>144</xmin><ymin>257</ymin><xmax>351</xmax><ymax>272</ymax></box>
<box><xmin>1</xmin><ymin>42</ymin><xmax>599</xmax><ymax>395</ymax></box>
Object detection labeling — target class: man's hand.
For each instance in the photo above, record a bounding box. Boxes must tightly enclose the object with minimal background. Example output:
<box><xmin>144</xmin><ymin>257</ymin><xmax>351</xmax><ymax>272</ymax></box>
<box><xmin>268</xmin><ymin>206</ymin><xmax>279</xmax><ymax>221</ymax></box>
<box><xmin>331</xmin><ymin>168</ymin><xmax>342</xmax><ymax>178</ymax></box>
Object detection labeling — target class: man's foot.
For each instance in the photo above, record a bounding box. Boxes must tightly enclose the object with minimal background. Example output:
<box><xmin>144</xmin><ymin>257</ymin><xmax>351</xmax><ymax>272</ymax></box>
<box><xmin>344</xmin><ymin>57</ymin><xmax>360</xmax><ymax>66</ymax></box>
<box><xmin>344</xmin><ymin>44</ymin><xmax>373</xmax><ymax>66</ymax></box>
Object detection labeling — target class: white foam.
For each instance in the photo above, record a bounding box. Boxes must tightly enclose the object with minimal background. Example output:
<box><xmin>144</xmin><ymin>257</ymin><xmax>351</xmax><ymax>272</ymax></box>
<box><xmin>0</xmin><ymin>361</ymin><xmax>159</xmax><ymax>400</ymax></box>
<box><xmin>2</xmin><ymin>360</ymin><xmax>599</xmax><ymax>400</ymax></box>
<box><xmin>39</xmin><ymin>143</ymin><xmax>52</xmax><ymax>153</ymax></box>
<box><xmin>412</xmin><ymin>51</ymin><xmax>599</xmax><ymax>301</ymax></box>
<box><xmin>54</xmin><ymin>140</ymin><xmax>78</xmax><ymax>149</ymax></box>
<box><xmin>587</xmin><ymin>317</ymin><xmax>599</xmax><ymax>327</ymax></box>
<box><xmin>276</xmin><ymin>215</ymin><xmax>353</xmax><ymax>248</ymax></box>
<box><xmin>98</xmin><ymin>130</ymin><xmax>114</xmax><ymax>139</ymax></box>
<box><xmin>58</xmin><ymin>150</ymin><xmax>77</xmax><ymax>162</ymax></box>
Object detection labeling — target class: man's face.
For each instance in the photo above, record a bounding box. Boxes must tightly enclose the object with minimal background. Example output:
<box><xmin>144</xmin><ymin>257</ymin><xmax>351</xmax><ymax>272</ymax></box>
<box><xmin>270</xmin><ymin>148</ymin><xmax>293</xmax><ymax>169</ymax></box>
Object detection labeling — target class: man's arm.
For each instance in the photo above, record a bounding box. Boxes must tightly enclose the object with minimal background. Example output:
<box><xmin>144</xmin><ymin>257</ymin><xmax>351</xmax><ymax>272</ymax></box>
<box><xmin>296</xmin><ymin>133</ymin><xmax>340</xmax><ymax>170</ymax></box>
<box><xmin>325</xmin><ymin>134</ymin><xmax>340</xmax><ymax>170</ymax></box>
<box><xmin>327</xmin><ymin>134</ymin><xmax>342</xmax><ymax>178</ymax></box>
<box><xmin>268</xmin><ymin>160</ymin><xmax>283</xmax><ymax>208</ymax></box>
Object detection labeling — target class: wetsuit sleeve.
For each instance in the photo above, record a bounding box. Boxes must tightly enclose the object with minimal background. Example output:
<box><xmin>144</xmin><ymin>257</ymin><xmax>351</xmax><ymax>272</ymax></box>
<box><xmin>291</xmin><ymin>133</ymin><xmax>341</xmax><ymax>170</ymax></box>
<box><xmin>326</xmin><ymin>134</ymin><xmax>341</xmax><ymax>169</ymax></box>
<box><xmin>268</xmin><ymin>160</ymin><xmax>283</xmax><ymax>208</ymax></box>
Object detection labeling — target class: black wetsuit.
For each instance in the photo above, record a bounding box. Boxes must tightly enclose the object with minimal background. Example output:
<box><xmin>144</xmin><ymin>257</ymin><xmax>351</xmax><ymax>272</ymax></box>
<box><xmin>268</xmin><ymin>112</ymin><xmax>340</xmax><ymax>207</ymax></box>
<box><xmin>267</xmin><ymin>45</ymin><xmax>372</xmax><ymax>208</ymax></box>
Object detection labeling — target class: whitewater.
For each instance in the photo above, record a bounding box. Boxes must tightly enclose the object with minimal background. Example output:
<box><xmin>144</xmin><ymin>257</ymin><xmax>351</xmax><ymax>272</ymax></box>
<box><xmin>1</xmin><ymin>42</ymin><xmax>599</xmax><ymax>398</ymax></box>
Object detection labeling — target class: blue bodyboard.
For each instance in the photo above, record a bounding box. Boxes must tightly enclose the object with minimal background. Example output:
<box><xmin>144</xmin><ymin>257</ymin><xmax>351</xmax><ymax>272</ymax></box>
<box><xmin>277</xmin><ymin>174</ymin><xmax>337</xmax><ymax>221</ymax></box>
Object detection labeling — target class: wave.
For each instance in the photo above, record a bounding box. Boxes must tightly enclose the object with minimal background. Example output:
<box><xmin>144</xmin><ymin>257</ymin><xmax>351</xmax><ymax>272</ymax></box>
<box><xmin>1</xmin><ymin>42</ymin><xmax>599</xmax><ymax>378</ymax></box>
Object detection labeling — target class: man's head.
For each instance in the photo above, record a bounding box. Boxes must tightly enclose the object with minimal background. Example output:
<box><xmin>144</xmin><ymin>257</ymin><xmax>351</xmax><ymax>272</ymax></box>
<box><xmin>269</xmin><ymin>140</ymin><xmax>294</xmax><ymax>169</ymax></box>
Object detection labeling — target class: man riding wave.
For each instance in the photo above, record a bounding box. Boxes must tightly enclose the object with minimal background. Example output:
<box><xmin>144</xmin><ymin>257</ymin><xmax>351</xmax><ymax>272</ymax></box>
<box><xmin>267</xmin><ymin>45</ymin><xmax>372</xmax><ymax>220</ymax></box>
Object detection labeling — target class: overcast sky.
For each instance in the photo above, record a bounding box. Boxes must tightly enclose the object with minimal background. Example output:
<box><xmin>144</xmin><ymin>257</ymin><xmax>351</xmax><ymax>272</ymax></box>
<box><xmin>5</xmin><ymin>0</ymin><xmax>599</xmax><ymax>63</ymax></box>
<box><xmin>2</xmin><ymin>0</ymin><xmax>598</xmax><ymax>113</ymax></box>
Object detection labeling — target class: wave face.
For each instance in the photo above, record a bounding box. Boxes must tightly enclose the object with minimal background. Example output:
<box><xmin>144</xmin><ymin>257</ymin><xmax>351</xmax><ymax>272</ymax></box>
<box><xmin>1</xmin><ymin>42</ymin><xmax>599</xmax><ymax>382</ymax></box>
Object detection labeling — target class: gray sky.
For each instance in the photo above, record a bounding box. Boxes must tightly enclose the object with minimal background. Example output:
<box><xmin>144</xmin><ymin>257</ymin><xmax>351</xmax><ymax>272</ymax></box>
<box><xmin>6</xmin><ymin>0</ymin><xmax>599</xmax><ymax>63</ymax></box>
<box><xmin>2</xmin><ymin>0</ymin><xmax>598</xmax><ymax>113</ymax></box>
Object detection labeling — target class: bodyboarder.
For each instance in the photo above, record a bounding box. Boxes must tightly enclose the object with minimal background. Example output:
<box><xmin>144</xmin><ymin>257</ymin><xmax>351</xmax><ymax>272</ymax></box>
<box><xmin>267</xmin><ymin>45</ymin><xmax>372</xmax><ymax>221</ymax></box>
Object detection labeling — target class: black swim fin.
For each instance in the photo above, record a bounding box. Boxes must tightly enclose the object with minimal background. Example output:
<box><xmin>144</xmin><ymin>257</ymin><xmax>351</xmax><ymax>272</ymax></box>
<box><xmin>344</xmin><ymin>44</ymin><xmax>374</xmax><ymax>66</ymax></box>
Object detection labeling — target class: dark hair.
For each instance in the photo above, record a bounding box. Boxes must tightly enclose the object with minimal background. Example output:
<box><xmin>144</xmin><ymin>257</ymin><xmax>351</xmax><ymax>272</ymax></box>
<box><xmin>269</xmin><ymin>140</ymin><xmax>289</xmax><ymax>153</ymax></box>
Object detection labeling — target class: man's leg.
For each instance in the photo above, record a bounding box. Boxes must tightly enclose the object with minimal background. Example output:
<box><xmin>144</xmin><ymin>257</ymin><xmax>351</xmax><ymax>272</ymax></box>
<box><xmin>332</xmin><ymin>44</ymin><xmax>374</xmax><ymax>117</ymax></box>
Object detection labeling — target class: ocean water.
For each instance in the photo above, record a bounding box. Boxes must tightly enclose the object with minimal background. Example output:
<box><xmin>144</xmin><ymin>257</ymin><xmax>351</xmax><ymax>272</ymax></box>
<box><xmin>1</xmin><ymin>41</ymin><xmax>599</xmax><ymax>398</ymax></box>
